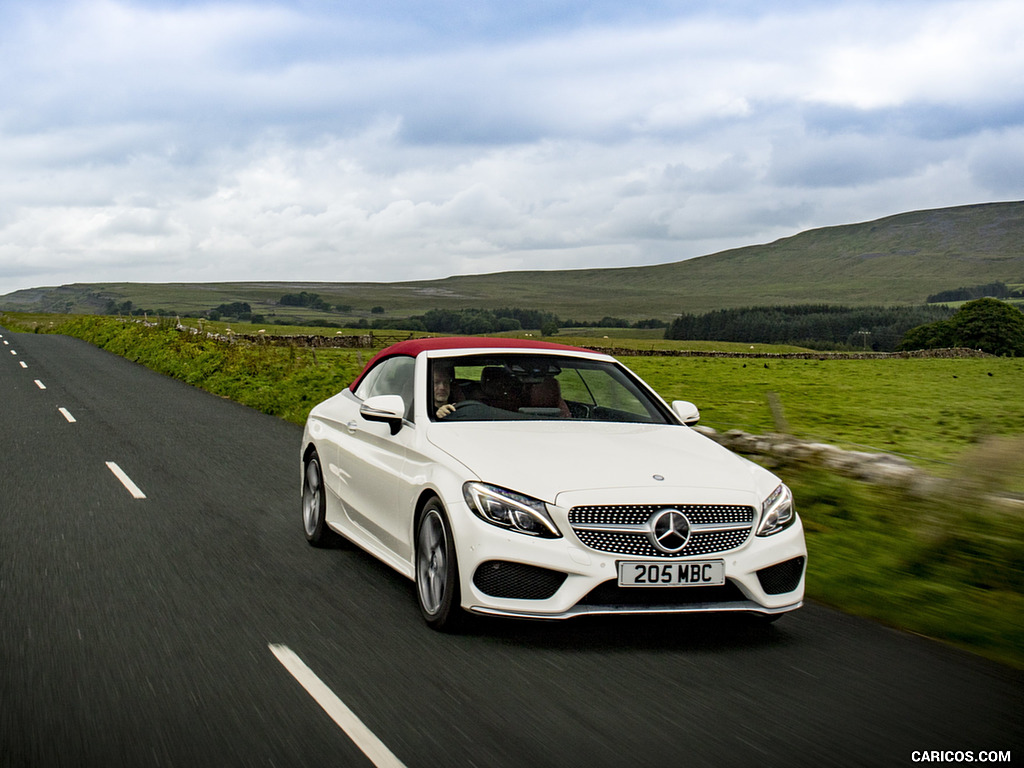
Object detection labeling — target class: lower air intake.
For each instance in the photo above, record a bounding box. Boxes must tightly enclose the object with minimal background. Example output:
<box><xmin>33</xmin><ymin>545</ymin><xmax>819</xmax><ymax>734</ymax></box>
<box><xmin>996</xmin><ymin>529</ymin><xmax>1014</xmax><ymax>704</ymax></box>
<box><xmin>756</xmin><ymin>557</ymin><xmax>805</xmax><ymax>595</ymax></box>
<box><xmin>578</xmin><ymin>579</ymin><xmax>747</xmax><ymax>607</ymax></box>
<box><xmin>472</xmin><ymin>561</ymin><xmax>567</xmax><ymax>600</ymax></box>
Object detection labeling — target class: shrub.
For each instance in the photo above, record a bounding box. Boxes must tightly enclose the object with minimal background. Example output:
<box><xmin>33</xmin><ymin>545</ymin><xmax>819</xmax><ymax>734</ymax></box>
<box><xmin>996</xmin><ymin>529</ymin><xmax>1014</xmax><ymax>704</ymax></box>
<box><xmin>900</xmin><ymin>298</ymin><xmax>1024</xmax><ymax>355</ymax></box>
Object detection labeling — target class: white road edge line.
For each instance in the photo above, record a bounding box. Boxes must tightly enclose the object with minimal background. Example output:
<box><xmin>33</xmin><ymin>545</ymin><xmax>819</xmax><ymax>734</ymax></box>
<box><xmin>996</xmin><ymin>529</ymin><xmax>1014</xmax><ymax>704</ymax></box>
<box><xmin>105</xmin><ymin>462</ymin><xmax>146</xmax><ymax>499</ymax></box>
<box><xmin>59</xmin><ymin>407</ymin><xmax>77</xmax><ymax>423</ymax></box>
<box><xmin>268</xmin><ymin>644</ymin><xmax>407</xmax><ymax>768</ymax></box>
<box><xmin>34</xmin><ymin>379</ymin><xmax>46</xmax><ymax>390</ymax></box>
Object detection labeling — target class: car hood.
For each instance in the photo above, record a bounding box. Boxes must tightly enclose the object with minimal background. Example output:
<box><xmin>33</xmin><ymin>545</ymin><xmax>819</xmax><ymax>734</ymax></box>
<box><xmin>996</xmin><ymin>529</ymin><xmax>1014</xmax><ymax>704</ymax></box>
<box><xmin>426</xmin><ymin>421</ymin><xmax>773</xmax><ymax>506</ymax></box>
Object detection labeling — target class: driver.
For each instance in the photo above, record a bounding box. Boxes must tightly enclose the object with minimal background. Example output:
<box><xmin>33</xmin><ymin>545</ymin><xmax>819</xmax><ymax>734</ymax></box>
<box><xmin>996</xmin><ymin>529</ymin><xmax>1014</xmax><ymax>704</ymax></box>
<box><xmin>433</xmin><ymin>362</ymin><xmax>460</xmax><ymax>419</ymax></box>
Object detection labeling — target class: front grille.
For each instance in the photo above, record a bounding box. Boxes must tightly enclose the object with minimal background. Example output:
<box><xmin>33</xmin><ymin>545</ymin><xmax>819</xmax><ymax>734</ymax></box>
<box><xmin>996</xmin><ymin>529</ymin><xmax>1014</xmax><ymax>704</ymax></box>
<box><xmin>568</xmin><ymin>504</ymin><xmax>755</xmax><ymax>558</ymax></box>
<box><xmin>570</xmin><ymin>505</ymin><xmax>754</xmax><ymax>526</ymax></box>
<box><xmin>472</xmin><ymin>561</ymin><xmax>567</xmax><ymax>600</ymax></box>
<box><xmin>756</xmin><ymin>557</ymin><xmax>805</xmax><ymax>595</ymax></box>
<box><xmin>579</xmin><ymin>579</ymin><xmax>747</xmax><ymax>607</ymax></box>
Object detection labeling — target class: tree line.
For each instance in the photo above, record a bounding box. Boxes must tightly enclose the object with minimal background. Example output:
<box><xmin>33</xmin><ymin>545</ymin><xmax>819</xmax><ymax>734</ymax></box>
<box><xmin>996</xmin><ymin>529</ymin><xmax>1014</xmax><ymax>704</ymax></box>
<box><xmin>359</xmin><ymin>307</ymin><xmax>666</xmax><ymax>335</ymax></box>
<box><xmin>664</xmin><ymin>304</ymin><xmax>956</xmax><ymax>351</ymax></box>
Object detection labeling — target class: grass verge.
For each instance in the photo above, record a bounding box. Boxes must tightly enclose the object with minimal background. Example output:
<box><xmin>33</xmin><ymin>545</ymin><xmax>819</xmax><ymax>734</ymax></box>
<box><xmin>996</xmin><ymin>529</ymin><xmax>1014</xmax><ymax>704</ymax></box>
<box><xmin>3</xmin><ymin>314</ymin><xmax>369</xmax><ymax>425</ymax></box>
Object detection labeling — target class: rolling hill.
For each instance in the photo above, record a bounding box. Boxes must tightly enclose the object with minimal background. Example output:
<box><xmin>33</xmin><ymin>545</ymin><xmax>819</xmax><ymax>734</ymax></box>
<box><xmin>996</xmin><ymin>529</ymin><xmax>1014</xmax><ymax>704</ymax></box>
<box><xmin>3</xmin><ymin>201</ymin><xmax>1022</xmax><ymax>322</ymax></box>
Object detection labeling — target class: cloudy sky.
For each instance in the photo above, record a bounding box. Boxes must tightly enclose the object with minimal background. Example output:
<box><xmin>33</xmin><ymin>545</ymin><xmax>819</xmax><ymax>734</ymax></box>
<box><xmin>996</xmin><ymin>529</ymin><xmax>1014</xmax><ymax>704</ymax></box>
<box><xmin>1</xmin><ymin>0</ymin><xmax>1022</xmax><ymax>296</ymax></box>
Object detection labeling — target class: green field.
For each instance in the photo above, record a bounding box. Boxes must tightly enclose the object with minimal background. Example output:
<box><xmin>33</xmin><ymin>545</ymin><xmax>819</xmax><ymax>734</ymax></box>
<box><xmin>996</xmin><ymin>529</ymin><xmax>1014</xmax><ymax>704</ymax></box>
<box><xmin>628</xmin><ymin>355</ymin><xmax>1024</xmax><ymax>469</ymax></box>
<box><xmin>4</xmin><ymin>311</ymin><xmax>1023</xmax><ymax>668</ymax></box>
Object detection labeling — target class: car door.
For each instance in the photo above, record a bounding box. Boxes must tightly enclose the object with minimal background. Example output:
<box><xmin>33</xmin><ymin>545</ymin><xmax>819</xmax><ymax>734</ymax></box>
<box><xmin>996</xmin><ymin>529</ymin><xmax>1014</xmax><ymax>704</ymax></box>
<box><xmin>335</xmin><ymin>355</ymin><xmax>418</xmax><ymax>562</ymax></box>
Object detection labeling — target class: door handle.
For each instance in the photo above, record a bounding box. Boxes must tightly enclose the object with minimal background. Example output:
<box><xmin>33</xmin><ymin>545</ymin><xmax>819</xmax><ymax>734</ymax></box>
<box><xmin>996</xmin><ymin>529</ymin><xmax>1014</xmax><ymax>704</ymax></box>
<box><xmin>347</xmin><ymin>420</ymin><xmax>358</xmax><ymax>434</ymax></box>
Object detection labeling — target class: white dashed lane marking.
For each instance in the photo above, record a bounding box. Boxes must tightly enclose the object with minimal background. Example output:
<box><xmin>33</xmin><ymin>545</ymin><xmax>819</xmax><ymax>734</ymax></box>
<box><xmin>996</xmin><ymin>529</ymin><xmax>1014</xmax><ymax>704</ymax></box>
<box><xmin>4</xmin><ymin>342</ymin><xmax>144</xmax><ymax>500</ymax></box>
<box><xmin>105</xmin><ymin>462</ymin><xmax>147</xmax><ymax>499</ymax></box>
<box><xmin>269</xmin><ymin>644</ymin><xmax>407</xmax><ymax>768</ymax></box>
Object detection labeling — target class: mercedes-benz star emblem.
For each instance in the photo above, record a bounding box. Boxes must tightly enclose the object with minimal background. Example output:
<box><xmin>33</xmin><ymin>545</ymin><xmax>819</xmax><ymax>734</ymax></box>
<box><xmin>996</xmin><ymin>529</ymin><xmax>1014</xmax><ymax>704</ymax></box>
<box><xmin>649</xmin><ymin>508</ymin><xmax>690</xmax><ymax>553</ymax></box>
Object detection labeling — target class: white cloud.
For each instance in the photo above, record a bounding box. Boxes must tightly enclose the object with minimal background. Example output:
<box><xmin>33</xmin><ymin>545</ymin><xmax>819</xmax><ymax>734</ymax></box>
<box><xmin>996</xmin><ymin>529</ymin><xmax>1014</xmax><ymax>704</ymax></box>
<box><xmin>808</xmin><ymin>1</ymin><xmax>1024</xmax><ymax>109</ymax></box>
<box><xmin>966</xmin><ymin>127</ymin><xmax>1024</xmax><ymax>195</ymax></box>
<box><xmin>1</xmin><ymin>0</ymin><xmax>1022</xmax><ymax>296</ymax></box>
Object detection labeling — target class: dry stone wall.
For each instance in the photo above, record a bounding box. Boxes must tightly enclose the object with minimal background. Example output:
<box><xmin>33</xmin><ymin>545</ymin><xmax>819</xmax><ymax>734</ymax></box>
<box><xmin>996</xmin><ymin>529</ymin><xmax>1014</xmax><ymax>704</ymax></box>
<box><xmin>692</xmin><ymin>425</ymin><xmax>941</xmax><ymax>493</ymax></box>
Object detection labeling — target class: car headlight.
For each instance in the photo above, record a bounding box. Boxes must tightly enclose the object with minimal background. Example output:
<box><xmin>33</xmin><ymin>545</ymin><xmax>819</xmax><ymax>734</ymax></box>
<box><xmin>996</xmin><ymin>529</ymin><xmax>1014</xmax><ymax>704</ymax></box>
<box><xmin>756</xmin><ymin>484</ymin><xmax>795</xmax><ymax>537</ymax></box>
<box><xmin>463</xmin><ymin>482</ymin><xmax>561</xmax><ymax>538</ymax></box>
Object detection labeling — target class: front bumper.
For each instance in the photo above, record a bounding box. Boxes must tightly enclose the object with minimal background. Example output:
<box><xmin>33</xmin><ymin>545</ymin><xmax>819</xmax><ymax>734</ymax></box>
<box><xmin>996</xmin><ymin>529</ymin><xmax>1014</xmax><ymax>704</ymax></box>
<box><xmin>453</xmin><ymin>500</ymin><xmax>807</xmax><ymax>620</ymax></box>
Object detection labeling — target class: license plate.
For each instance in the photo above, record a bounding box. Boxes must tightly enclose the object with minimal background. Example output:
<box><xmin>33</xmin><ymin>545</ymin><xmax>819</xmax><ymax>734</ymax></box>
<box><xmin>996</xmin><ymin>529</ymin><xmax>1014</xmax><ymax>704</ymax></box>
<box><xmin>618</xmin><ymin>560</ymin><xmax>725</xmax><ymax>587</ymax></box>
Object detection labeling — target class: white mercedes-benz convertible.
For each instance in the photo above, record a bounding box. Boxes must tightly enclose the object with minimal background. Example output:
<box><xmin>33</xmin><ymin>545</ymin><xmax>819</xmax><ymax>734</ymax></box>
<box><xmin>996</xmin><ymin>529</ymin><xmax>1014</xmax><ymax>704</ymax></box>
<box><xmin>300</xmin><ymin>337</ymin><xmax>806</xmax><ymax>630</ymax></box>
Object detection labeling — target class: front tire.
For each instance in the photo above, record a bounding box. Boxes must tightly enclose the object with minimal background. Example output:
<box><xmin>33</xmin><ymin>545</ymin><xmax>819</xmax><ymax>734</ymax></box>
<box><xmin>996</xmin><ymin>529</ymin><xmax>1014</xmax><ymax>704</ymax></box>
<box><xmin>303</xmin><ymin>453</ymin><xmax>340</xmax><ymax>547</ymax></box>
<box><xmin>415</xmin><ymin>500</ymin><xmax>463</xmax><ymax>631</ymax></box>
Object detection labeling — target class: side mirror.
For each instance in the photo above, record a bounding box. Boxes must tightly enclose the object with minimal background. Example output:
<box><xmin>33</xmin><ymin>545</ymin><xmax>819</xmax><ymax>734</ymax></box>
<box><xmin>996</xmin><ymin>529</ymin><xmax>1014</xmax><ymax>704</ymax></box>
<box><xmin>360</xmin><ymin>394</ymin><xmax>406</xmax><ymax>434</ymax></box>
<box><xmin>671</xmin><ymin>400</ymin><xmax>700</xmax><ymax>426</ymax></box>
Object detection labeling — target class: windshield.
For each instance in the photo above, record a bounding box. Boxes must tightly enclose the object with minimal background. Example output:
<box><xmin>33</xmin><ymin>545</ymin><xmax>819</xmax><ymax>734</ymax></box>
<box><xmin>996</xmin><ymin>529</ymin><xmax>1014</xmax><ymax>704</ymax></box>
<box><xmin>429</xmin><ymin>354</ymin><xmax>672</xmax><ymax>424</ymax></box>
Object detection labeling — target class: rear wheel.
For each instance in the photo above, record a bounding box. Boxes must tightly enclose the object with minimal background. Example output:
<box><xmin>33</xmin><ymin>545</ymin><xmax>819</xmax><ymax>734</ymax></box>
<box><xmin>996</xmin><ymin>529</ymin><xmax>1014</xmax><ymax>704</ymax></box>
<box><xmin>302</xmin><ymin>453</ymin><xmax>340</xmax><ymax>547</ymax></box>
<box><xmin>415</xmin><ymin>500</ymin><xmax>463</xmax><ymax>631</ymax></box>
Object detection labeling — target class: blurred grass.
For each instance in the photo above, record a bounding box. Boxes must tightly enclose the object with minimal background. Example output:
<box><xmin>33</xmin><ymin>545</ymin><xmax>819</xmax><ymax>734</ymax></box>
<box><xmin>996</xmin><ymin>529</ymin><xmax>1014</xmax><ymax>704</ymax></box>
<box><xmin>4</xmin><ymin>311</ymin><xmax>1023</xmax><ymax>668</ymax></box>
<box><xmin>784</xmin><ymin>462</ymin><xmax>1024</xmax><ymax>669</ymax></box>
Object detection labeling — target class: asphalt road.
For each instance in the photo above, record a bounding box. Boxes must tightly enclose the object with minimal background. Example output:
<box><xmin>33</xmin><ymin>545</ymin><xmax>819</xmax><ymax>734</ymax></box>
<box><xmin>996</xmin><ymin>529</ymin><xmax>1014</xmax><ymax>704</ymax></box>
<box><xmin>1</xmin><ymin>327</ymin><xmax>1021</xmax><ymax>768</ymax></box>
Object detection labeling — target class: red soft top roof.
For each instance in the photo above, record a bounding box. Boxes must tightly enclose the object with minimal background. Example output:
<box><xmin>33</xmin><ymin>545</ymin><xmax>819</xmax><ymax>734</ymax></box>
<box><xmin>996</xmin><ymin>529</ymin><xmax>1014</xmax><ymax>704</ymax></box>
<box><xmin>349</xmin><ymin>336</ymin><xmax>590</xmax><ymax>391</ymax></box>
